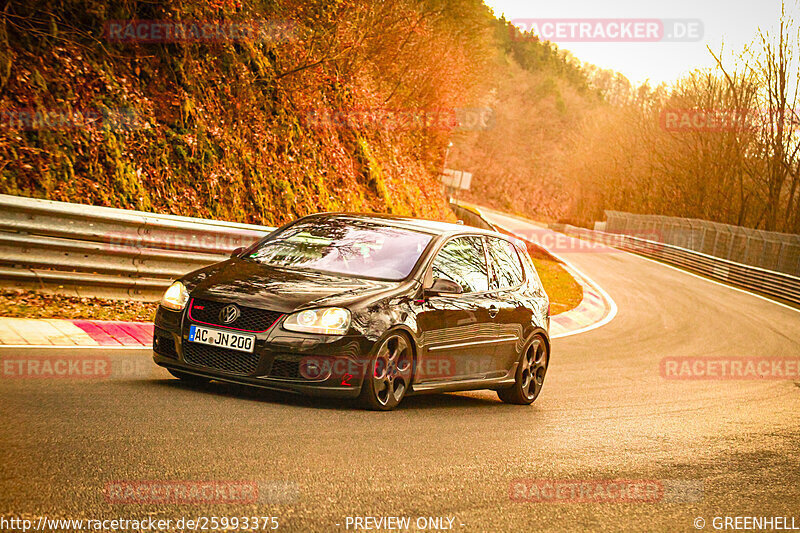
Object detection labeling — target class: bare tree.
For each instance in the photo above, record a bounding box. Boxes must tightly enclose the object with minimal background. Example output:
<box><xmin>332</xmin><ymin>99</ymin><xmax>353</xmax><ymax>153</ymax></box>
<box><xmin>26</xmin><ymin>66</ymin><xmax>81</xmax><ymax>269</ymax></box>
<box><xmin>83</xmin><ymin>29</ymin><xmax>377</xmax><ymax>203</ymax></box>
<box><xmin>752</xmin><ymin>1</ymin><xmax>800</xmax><ymax>231</ymax></box>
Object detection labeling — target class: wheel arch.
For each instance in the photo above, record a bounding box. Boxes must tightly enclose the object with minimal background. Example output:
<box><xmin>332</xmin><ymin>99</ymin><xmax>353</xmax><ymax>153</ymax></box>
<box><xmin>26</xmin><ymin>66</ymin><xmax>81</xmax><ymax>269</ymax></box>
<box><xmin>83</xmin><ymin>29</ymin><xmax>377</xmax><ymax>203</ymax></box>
<box><xmin>363</xmin><ymin>325</ymin><xmax>419</xmax><ymax>388</ymax></box>
<box><xmin>524</xmin><ymin>327</ymin><xmax>550</xmax><ymax>357</ymax></box>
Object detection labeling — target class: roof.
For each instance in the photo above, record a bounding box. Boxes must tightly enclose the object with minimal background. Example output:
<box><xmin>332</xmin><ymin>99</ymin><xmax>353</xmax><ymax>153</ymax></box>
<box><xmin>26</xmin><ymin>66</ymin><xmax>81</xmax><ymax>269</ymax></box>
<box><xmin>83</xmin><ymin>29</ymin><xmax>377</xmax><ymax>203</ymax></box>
<box><xmin>299</xmin><ymin>212</ymin><xmax>502</xmax><ymax>237</ymax></box>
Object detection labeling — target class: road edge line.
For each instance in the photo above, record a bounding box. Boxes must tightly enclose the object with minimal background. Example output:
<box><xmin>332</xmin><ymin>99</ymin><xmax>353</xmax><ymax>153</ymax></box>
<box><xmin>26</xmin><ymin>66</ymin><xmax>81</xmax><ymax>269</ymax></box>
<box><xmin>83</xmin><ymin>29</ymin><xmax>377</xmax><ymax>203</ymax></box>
<box><xmin>626</xmin><ymin>252</ymin><xmax>800</xmax><ymax>315</ymax></box>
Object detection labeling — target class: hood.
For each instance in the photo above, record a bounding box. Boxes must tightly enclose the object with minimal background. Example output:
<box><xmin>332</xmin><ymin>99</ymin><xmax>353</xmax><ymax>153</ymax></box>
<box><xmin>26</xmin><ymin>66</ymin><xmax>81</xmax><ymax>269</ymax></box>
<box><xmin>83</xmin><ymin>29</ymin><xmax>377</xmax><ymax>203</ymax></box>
<box><xmin>183</xmin><ymin>258</ymin><xmax>402</xmax><ymax>313</ymax></box>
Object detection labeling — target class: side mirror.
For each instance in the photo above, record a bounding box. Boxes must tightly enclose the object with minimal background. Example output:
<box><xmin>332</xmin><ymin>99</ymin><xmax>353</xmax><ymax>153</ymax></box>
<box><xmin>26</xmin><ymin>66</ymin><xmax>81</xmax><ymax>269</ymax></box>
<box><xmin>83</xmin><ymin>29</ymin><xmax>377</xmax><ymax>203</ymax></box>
<box><xmin>424</xmin><ymin>278</ymin><xmax>463</xmax><ymax>297</ymax></box>
<box><xmin>230</xmin><ymin>246</ymin><xmax>245</xmax><ymax>258</ymax></box>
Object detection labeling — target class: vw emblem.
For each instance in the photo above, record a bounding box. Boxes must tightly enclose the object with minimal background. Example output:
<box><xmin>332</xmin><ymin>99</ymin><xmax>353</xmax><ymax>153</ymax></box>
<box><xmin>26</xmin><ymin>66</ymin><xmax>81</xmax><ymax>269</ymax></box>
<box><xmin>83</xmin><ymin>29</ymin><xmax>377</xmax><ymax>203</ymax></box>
<box><xmin>219</xmin><ymin>304</ymin><xmax>240</xmax><ymax>324</ymax></box>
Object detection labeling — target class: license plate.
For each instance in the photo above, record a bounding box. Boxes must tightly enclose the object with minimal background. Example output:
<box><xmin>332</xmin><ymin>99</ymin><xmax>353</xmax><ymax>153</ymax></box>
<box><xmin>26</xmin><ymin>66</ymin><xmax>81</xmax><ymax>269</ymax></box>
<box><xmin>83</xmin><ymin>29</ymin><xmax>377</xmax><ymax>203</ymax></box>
<box><xmin>188</xmin><ymin>325</ymin><xmax>255</xmax><ymax>353</ymax></box>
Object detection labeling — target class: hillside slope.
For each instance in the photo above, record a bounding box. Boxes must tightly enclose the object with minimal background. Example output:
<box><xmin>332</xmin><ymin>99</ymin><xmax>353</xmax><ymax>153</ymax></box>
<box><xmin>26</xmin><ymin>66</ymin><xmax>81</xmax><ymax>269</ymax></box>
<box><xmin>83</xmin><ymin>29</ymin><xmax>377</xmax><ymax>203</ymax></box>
<box><xmin>0</xmin><ymin>0</ymin><xmax>496</xmax><ymax>225</ymax></box>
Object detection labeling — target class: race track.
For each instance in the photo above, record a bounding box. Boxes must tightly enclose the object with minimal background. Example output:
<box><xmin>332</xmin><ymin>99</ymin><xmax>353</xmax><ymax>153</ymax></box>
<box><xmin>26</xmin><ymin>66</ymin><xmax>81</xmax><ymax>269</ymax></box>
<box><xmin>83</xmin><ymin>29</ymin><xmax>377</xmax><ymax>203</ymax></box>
<box><xmin>2</xmin><ymin>211</ymin><xmax>800</xmax><ymax>532</ymax></box>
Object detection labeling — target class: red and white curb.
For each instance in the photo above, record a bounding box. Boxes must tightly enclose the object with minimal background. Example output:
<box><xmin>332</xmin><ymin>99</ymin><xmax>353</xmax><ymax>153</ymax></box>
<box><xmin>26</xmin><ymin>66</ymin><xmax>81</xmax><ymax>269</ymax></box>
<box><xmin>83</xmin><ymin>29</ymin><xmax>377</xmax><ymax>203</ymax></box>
<box><xmin>547</xmin><ymin>259</ymin><xmax>617</xmax><ymax>339</ymax></box>
<box><xmin>0</xmin><ymin>318</ymin><xmax>153</xmax><ymax>348</ymax></box>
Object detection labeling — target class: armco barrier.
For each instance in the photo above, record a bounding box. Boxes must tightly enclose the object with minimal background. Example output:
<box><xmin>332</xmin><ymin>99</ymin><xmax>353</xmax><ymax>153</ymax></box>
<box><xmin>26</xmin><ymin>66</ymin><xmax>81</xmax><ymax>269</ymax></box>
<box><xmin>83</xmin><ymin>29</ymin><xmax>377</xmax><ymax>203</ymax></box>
<box><xmin>5</xmin><ymin>194</ymin><xmax>795</xmax><ymax>305</ymax></box>
<box><xmin>0</xmin><ymin>196</ymin><xmax>490</xmax><ymax>300</ymax></box>
<box><xmin>449</xmin><ymin>202</ymin><xmax>496</xmax><ymax>231</ymax></box>
<box><xmin>556</xmin><ymin>223</ymin><xmax>800</xmax><ymax>305</ymax></box>
<box><xmin>0</xmin><ymin>194</ymin><xmax>276</xmax><ymax>300</ymax></box>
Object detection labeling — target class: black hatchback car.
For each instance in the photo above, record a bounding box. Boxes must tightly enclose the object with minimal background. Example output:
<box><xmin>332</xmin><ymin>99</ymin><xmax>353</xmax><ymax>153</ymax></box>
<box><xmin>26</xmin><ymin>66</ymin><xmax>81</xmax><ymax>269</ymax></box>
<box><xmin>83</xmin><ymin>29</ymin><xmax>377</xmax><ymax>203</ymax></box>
<box><xmin>152</xmin><ymin>214</ymin><xmax>550</xmax><ymax>410</ymax></box>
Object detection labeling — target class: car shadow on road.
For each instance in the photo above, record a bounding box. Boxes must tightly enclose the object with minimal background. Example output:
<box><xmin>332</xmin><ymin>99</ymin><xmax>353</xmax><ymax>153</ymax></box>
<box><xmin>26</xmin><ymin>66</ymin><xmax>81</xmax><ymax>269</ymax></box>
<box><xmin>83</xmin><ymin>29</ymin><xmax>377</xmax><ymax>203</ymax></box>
<box><xmin>147</xmin><ymin>378</ymin><xmax>505</xmax><ymax>411</ymax></box>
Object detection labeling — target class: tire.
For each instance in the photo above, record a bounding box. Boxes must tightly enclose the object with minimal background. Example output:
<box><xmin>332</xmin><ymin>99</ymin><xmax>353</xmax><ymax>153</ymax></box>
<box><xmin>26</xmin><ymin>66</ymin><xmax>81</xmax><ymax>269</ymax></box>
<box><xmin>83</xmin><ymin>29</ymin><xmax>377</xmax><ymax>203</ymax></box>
<box><xmin>168</xmin><ymin>369</ymin><xmax>211</xmax><ymax>385</ymax></box>
<box><xmin>358</xmin><ymin>332</ymin><xmax>414</xmax><ymax>411</ymax></box>
<box><xmin>498</xmin><ymin>335</ymin><xmax>548</xmax><ymax>405</ymax></box>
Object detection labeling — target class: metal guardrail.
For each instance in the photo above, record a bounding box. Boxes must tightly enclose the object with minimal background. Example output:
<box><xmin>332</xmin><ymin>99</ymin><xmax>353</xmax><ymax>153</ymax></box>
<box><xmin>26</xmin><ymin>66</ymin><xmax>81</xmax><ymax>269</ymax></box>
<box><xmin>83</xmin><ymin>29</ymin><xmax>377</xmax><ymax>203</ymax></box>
<box><xmin>0</xmin><ymin>195</ymin><xmax>485</xmax><ymax>300</ymax></box>
<box><xmin>5</xmin><ymin>193</ymin><xmax>796</xmax><ymax>305</ymax></box>
<box><xmin>449</xmin><ymin>202</ymin><xmax>496</xmax><ymax>231</ymax></box>
<box><xmin>0</xmin><ymin>194</ymin><xmax>276</xmax><ymax>300</ymax></box>
<box><xmin>555</xmin><ymin>223</ymin><xmax>800</xmax><ymax>305</ymax></box>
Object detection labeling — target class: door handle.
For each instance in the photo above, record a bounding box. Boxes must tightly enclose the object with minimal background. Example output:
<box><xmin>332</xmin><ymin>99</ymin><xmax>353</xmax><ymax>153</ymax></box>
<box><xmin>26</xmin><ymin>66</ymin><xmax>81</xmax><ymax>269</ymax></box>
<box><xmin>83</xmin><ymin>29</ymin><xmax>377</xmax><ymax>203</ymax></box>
<box><xmin>488</xmin><ymin>305</ymin><xmax>499</xmax><ymax>318</ymax></box>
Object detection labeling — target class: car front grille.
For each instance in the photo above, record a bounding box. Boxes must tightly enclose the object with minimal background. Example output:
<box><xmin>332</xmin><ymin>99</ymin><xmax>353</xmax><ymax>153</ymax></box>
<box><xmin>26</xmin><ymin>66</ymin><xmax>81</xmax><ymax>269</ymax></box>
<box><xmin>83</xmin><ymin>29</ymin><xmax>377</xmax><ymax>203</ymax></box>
<box><xmin>183</xmin><ymin>343</ymin><xmax>260</xmax><ymax>375</ymax></box>
<box><xmin>188</xmin><ymin>298</ymin><xmax>283</xmax><ymax>332</ymax></box>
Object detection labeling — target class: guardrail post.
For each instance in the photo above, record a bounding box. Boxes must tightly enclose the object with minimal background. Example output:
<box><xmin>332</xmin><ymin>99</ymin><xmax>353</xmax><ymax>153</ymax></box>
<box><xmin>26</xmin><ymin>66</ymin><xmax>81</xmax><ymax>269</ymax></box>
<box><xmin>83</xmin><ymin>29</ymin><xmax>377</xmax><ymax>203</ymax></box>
<box><xmin>775</xmin><ymin>242</ymin><xmax>786</xmax><ymax>274</ymax></box>
<box><xmin>725</xmin><ymin>227</ymin><xmax>735</xmax><ymax>262</ymax></box>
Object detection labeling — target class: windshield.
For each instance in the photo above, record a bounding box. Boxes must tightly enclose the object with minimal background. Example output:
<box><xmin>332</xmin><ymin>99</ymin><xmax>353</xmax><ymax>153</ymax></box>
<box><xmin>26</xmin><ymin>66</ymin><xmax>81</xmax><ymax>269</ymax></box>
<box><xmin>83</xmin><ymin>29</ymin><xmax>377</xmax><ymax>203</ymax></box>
<box><xmin>245</xmin><ymin>218</ymin><xmax>433</xmax><ymax>281</ymax></box>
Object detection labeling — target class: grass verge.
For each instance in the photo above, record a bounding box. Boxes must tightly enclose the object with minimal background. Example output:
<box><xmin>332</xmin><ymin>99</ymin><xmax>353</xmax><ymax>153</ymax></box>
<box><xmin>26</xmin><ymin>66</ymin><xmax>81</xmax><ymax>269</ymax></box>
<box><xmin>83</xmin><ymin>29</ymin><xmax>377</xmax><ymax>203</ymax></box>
<box><xmin>527</xmin><ymin>246</ymin><xmax>584</xmax><ymax>315</ymax></box>
<box><xmin>0</xmin><ymin>290</ymin><xmax>156</xmax><ymax>322</ymax></box>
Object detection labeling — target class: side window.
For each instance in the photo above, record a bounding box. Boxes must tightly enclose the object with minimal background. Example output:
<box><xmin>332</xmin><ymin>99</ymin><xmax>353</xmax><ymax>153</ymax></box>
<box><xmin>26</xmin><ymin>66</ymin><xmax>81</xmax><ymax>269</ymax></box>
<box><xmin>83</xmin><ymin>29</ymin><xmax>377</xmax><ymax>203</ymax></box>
<box><xmin>430</xmin><ymin>236</ymin><xmax>489</xmax><ymax>293</ymax></box>
<box><xmin>487</xmin><ymin>237</ymin><xmax>525</xmax><ymax>289</ymax></box>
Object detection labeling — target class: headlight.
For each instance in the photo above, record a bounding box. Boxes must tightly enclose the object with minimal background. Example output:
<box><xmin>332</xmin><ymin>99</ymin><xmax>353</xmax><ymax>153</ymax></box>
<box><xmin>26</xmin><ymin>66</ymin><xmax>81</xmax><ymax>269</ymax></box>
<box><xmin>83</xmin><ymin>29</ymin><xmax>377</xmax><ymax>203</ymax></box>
<box><xmin>160</xmin><ymin>281</ymin><xmax>189</xmax><ymax>311</ymax></box>
<box><xmin>283</xmin><ymin>307</ymin><xmax>351</xmax><ymax>335</ymax></box>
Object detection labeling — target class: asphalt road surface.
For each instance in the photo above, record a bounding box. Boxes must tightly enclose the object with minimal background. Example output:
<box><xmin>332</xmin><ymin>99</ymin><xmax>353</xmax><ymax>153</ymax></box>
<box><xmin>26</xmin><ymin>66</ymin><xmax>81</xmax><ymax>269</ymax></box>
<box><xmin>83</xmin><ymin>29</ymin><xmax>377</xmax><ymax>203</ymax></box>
<box><xmin>2</xmin><ymin>211</ymin><xmax>800</xmax><ymax>532</ymax></box>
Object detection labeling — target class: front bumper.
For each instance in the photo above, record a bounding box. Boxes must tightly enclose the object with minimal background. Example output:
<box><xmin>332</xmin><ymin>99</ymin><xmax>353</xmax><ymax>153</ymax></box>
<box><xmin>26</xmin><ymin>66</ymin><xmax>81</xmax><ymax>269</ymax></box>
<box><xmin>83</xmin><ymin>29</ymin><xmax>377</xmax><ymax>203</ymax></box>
<box><xmin>152</xmin><ymin>306</ymin><xmax>373</xmax><ymax>399</ymax></box>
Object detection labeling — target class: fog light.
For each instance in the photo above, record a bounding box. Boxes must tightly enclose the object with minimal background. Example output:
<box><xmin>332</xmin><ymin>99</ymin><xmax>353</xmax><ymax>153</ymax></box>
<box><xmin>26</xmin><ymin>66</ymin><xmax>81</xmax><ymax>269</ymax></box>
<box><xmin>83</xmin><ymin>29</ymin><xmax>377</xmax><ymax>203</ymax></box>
<box><xmin>299</xmin><ymin>357</ymin><xmax>332</xmax><ymax>380</ymax></box>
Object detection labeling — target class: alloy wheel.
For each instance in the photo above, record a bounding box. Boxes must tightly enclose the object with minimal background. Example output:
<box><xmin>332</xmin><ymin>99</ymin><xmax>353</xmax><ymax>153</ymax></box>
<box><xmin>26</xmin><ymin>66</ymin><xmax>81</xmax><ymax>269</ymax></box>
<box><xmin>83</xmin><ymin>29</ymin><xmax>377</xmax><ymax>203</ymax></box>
<box><xmin>498</xmin><ymin>335</ymin><xmax>548</xmax><ymax>405</ymax></box>
<box><xmin>372</xmin><ymin>334</ymin><xmax>413</xmax><ymax>406</ymax></box>
<box><xmin>519</xmin><ymin>338</ymin><xmax>547</xmax><ymax>401</ymax></box>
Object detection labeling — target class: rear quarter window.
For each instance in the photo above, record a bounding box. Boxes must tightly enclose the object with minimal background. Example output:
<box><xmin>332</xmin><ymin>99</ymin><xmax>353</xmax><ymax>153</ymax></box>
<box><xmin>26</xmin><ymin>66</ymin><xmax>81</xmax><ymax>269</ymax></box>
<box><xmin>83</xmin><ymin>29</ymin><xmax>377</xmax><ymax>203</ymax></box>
<box><xmin>515</xmin><ymin>242</ymin><xmax>544</xmax><ymax>291</ymax></box>
<box><xmin>487</xmin><ymin>237</ymin><xmax>525</xmax><ymax>289</ymax></box>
